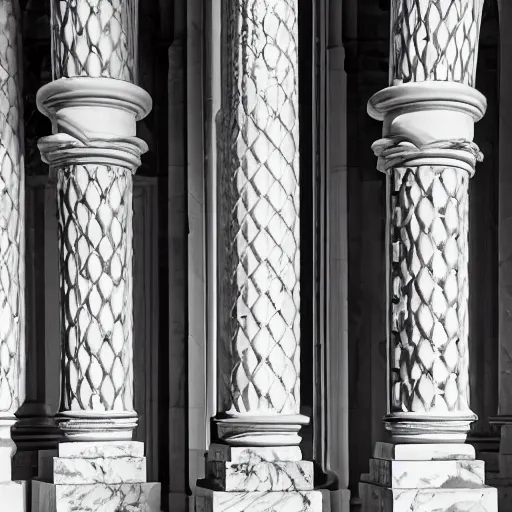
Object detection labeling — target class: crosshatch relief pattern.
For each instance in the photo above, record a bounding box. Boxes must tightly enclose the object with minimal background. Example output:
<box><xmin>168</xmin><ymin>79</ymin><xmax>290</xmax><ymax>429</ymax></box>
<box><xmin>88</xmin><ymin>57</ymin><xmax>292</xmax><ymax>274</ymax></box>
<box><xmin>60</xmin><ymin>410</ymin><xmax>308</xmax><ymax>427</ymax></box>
<box><xmin>389</xmin><ymin>165</ymin><xmax>471</xmax><ymax>414</ymax></box>
<box><xmin>0</xmin><ymin>0</ymin><xmax>25</xmax><ymax>414</ymax></box>
<box><xmin>219</xmin><ymin>0</ymin><xmax>301</xmax><ymax>415</ymax></box>
<box><xmin>51</xmin><ymin>0</ymin><xmax>137</xmax><ymax>81</ymax></box>
<box><xmin>57</xmin><ymin>163</ymin><xmax>134</xmax><ymax>412</ymax></box>
<box><xmin>390</xmin><ymin>0</ymin><xmax>484</xmax><ymax>85</ymax></box>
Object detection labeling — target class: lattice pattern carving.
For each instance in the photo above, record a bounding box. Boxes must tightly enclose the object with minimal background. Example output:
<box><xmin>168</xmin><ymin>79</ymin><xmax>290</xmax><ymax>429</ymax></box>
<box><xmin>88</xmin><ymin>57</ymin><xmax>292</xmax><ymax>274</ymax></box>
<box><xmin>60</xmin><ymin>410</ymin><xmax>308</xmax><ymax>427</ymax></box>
<box><xmin>57</xmin><ymin>164</ymin><xmax>133</xmax><ymax>412</ymax></box>
<box><xmin>389</xmin><ymin>165</ymin><xmax>470</xmax><ymax>413</ymax></box>
<box><xmin>0</xmin><ymin>0</ymin><xmax>25</xmax><ymax>414</ymax></box>
<box><xmin>220</xmin><ymin>0</ymin><xmax>300</xmax><ymax>415</ymax></box>
<box><xmin>51</xmin><ymin>0</ymin><xmax>137</xmax><ymax>81</ymax></box>
<box><xmin>390</xmin><ymin>0</ymin><xmax>484</xmax><ymax>86</ymax></box>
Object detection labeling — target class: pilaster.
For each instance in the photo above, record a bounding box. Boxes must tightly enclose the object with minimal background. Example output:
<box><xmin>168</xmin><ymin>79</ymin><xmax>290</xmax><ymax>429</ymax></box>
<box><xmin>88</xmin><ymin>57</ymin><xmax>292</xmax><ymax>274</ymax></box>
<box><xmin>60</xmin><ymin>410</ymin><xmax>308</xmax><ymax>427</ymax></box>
<box><xmin>359</xmin><ymin>1</ymin><xmax>497</xmax><ymax>511</ymax></box>
<box><xmin>32</xmin><ymin>1</ymin><xmax>160</xmax><ymax>510</ymax></box>
<box><xmin>196</xmin><ymin>0</ymin><xmax>322</xmax><ymax>509</ymax></box>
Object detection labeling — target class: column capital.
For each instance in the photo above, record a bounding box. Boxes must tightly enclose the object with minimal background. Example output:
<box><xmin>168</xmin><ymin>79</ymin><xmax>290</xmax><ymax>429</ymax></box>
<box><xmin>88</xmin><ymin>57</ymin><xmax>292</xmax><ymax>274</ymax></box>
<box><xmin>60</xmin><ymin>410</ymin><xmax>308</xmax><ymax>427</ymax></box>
<box><xmin>36</xmin><ymin>77</ymin><xmax>152</xmax><ymax>140</ymax></box>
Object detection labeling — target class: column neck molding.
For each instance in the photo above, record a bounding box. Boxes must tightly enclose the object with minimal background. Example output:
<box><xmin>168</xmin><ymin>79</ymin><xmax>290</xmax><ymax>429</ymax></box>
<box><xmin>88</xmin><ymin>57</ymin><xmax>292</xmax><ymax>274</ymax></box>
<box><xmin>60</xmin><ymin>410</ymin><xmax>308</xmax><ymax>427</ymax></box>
<box><xmin>38</xmin><ymin>134</ymin><xmax>147</xmax><ymax>172</ymax></box>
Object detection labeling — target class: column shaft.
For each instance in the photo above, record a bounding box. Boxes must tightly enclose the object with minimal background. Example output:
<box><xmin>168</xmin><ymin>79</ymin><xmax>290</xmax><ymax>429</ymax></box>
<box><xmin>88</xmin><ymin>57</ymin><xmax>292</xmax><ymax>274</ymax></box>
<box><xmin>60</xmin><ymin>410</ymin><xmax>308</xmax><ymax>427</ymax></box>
<box><xmin>0</xmin><ymin>0</ymin><xmax>25</xmax><ymax>447</ymax></box>
<box><xmin>216</xmin><ymin>0</ymin><xmax>305</xmax><ymax>447</ymax></box>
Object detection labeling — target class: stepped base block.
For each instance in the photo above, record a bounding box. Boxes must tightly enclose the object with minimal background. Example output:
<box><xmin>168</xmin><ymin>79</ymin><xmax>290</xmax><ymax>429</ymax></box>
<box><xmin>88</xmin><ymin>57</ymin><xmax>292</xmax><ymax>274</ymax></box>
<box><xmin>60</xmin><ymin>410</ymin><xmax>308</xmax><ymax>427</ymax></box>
<box><xmin>208</xmin><ymin>443</ymin><xmax>302</xmax><ymax>463</ymax></box>
<box><xmin>0</xmin><ymin>481</ymin><xmax>25</xmax><ymax>512</ymax></box>
<box><xmin>32</xmin><ymin>480</ymin><xmax>161</xmax><ymax>512</ymax></box>
<box><xmin>374</xmin><ymin>442</ymin><xmax>475</xmax><ymax>461</ymax></box>
<box><xmin>370</xmin><ymin>459</ymin><xmax>485</xmax><ymax>488</ymax></box>
<box><xmin>54</xmin><ymin>456</ymin><xmax>147</xmax><ymax>485</ymax></box>
<box><xmin>207</xmin><ymin>460</ymin><xmax>313</xmax><ymax>492</ymax></box>
<box><xmin>360</xmin><ymin>482</ymin><xmax>497</xmax><ymax>512</ymax></box>
<box><xmin>58</xmin><ymin>441</ymin><xmax>144</xmax><ymax>459</ymax></box>
<box><xmin>195</xmin><ymin>486</ymin><xmax>322</xmax><ymax>512</ymax></box>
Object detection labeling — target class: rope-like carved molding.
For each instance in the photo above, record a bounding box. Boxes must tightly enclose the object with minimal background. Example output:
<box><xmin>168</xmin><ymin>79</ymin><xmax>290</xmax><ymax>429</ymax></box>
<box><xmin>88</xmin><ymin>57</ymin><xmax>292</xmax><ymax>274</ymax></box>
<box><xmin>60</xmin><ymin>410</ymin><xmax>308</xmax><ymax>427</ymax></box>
<box><xmin>372</xmin><ymin>137</ymin><xmax>483</xmax><ymax>174</ymax></box>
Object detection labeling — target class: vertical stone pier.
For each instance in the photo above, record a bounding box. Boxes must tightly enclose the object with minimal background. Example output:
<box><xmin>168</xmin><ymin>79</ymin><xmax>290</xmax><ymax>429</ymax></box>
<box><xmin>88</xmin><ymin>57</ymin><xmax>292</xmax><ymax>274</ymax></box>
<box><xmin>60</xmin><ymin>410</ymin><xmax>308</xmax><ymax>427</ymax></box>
<box><xmin>195</xmin><ymin>0</ymin><xmax>322</xmax><ymax>510</ymax></box>
<box><xmin>31</xmin><ymin>1</ymin><xmax>160</xmax><ymax>510</ymax></box>
<box><xmin>359</xmin><ymin>1</ymin><xmax>498</xmax><ymax>511</ymax></box>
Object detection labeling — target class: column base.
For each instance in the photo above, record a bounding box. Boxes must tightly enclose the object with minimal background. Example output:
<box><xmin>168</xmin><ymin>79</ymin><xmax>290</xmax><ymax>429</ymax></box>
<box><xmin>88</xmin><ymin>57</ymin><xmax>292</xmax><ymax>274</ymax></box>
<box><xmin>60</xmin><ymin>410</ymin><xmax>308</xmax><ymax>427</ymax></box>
<box><xmin>359</xmin><ymin>442</ymin><xmax>497</xmax><ymax>512</ymax></box>
<box><xmin>32</xmin><ymin>441</ymin><xmax>161</xmax><ymax>512</ymax></box>
<box><xmin>195</xmin><ymin>443</ymin><xmax>322</xmax><ymax>511</ymax></box>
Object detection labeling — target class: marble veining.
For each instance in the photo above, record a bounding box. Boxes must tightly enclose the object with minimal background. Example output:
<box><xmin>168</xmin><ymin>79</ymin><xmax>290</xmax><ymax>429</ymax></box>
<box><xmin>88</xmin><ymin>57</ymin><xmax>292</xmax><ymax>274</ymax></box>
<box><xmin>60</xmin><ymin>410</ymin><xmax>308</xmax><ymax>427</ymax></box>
<box><xmin>55</xmin><ymin>482</ymin><xmax>161</xmax><ymax>512</ymax></box>
<box><xmin>54</xmin><ymin>456</ymin><xmax>146</xmax><ymax>485</ymax></box>
<box><xmin>59</xmin><ymin>441</ymin><xmax>144</xmax><ymax>459</ymax></box>
<box><xmin>373</xmin><ymin>442</ymin><xmax>476</xmax><ymax>461</ymax></box>
<box><xmin>196</xmin><ymin>489</ymin><xmax>322</xmax><ymax>512</ymax></box>
<box><xmin>208</xmin><ymin>460</ymin><xmax>313</xmax><ymax>492</ymax></box>
<box><xmin>370</xmin><ymin>459</ymin><xmax>485</xmax><ymax>489</ymax></box>
<box><xmin>360</xmin><ymin>482</ymin><xmax>497</xmax><ymax>512</ymax></box>
<box><xmin>208</xmin><ymin>444</ymin><xmax>302</xmax><ymax>463</ymax></box>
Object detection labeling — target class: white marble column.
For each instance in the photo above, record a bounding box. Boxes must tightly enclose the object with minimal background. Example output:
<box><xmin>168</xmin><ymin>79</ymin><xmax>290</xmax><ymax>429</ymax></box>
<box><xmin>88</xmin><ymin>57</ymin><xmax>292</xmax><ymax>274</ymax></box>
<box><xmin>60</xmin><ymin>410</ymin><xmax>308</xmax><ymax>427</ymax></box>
<box><xmin>32</xmin><ymin>1</ymin><xmax>160</xmax><ymax>510</ymax></box>
<box><xmin>0</xmin><ymin>1</ymin><xmax>26</xmax><ymax>509</ymax></box>
<box><xmin>359</xmin><ymin>1</ymin><xmax>497</xmax><ymax>511</ymax></box>
<box><xmin>196</xmin><ymin>0</ymin><xmax>322</xmax><ymax>510</ymax></box>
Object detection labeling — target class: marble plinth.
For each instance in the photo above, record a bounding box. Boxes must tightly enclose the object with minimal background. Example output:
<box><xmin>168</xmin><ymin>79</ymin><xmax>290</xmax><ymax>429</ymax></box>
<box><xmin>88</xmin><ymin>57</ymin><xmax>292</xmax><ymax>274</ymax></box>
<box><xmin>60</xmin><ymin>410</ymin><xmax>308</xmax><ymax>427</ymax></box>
<box><xmin>369</xmin><ymin>459</ymin><xmax>485</xmax><ymax>488</ymax></box>
<box><xmin>195</xmin><ymin>486</ymin><xmax>322</xmax><ymax>512</ymax></box>
<box><xmin>0</xmin><ymin>481</ymin><xmax>25</xmax><ymax>512</ymax></box>
<box><xmin>58</xmin><ymin>441</ymin><xmax>144</xmax><ymax>459</ymax></box>
<box><xmin>54</xmin><ymin>456</ymin><xmax>146</xmax><ymax>485</ymax></box>
<box><xmin>360</xmin><ymin>482</ymin><xmax>497</xmax><ymax>512</ymax></box>
<box><xmin>373</xmin><ymin>442</ymin><xmax>476</xmax><ymax>461</ymax></box>
<box><xmin>208</xmin><ymin>443</ymin><xmax>302</xmax><ymax>463</ymax></box>
<box><xmin>207</xmin><ymin>460</ymin><xmax>314</xmax><ymax>492</ymax></box>
<box><xmin>32</xmin><ymin>480</ymin><xmax>161</xmax><ymax>512</ymax></box>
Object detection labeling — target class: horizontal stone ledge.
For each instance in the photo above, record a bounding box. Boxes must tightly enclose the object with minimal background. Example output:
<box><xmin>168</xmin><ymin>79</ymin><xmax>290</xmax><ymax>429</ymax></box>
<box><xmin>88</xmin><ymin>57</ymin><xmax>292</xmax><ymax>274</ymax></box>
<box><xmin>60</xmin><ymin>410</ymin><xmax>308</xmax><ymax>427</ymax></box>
<box><xmin>195</xmin><ymin>485</ymin><xmax>322</xmax><ymax>512</ymax></box>
<box><xmin>58</xmin><ymin>441</ymin><xmax>144</xmax><ymax>459</ymax></box>
<box><xmin>32</xmin><ymin>480</ymin><xmax>160</xmax><ymax>512</ymax></box>
<box><xmin>374</xmin><ymin>442</ymin><xmax>476</xmax><ymax>461</ymax></box>
<box><xmin>207</xmin><ymin>460</ymin><xmax>314</xmax><ymax>492</ymax></box>
<box><xmin>369</xmin><ymin>459</ymin><xmax>485</xmax><ymax>489</ymax></box>
<box><xmin>359</xmin><ymin>482</ymin><xmax>497</xmax><ymax>512</ymax></box>
<box><xmin>54</xmin><ymin>456</ymin><xmax>146</xmax><ymax>485</ymax></box>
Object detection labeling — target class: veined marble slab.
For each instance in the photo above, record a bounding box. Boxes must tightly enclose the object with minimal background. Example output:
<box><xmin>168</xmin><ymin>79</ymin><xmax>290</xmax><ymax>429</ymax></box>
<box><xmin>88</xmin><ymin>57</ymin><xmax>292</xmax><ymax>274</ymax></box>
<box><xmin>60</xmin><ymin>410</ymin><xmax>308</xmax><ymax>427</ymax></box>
<box><xmin>208</xmin><ymin>460</ymin><xmax>314</xmax><ymax>492</ymax></box>
<box><xmin>32</xmin><ymin>480</ymin><xmax>161</xmax><ymax>512</ymax></box>
<box><xmin>369</xmin><ymin>459</ymin><xmax>485</xmax><ymax>489</ymax></box>
<box><xmin>54</xmin><ymin>456</ymin><xmax>146</xmax><ymax>485</ymax></box>
<box><xmin>0</xmin><ymin>481</ymin><xmax>25</xmax><ymax>512</ymax></box>
<box><xmin>196</xmin><ymin>487</ymin><xmax>322</xmax><ymax>512</ymax></box>
<box><xmin>360</xmin><ymin>482</ymin><xmax>497</xmax><ymax>512</ymax></box>
<box><xmin>59</xmin><ymin>441</ymin><xmax>144</xmax><ymax>459</ymax></box>
<box><xmin>208</xmin><ymin>443</ymin><xmax>302</xmax><ymax>463</ymax></box>
<box><xmin>374</xmin><ymin>442</ymin><xmax>476</xmax><ymax>461</ymax></box>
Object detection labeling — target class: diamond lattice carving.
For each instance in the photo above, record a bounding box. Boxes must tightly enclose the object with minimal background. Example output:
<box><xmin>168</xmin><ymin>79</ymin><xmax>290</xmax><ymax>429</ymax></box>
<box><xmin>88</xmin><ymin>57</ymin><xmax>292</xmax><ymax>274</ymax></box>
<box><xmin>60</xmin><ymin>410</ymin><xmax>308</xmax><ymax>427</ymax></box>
<box><xmin>51</xmin><ymin>0</ymin><xmax>137</xmax><ymax>81</ymax></box>
<box><xmin>0</xmin><ymin>0</ymin><xmax>25</xmax><ymax>414</ymax></box>
<box><xmin>220</xmin><ymin>0</ymin><xmax>300</xmax><ymax>415</ymax></box>
<box><xmin>390</xmin><ymin>0</ymin><xmax>485</xmax><ymax>86</ymax></box>
<box><xmin>58</xmin><ymin>164</ymin><xmax>133</xmax><ymax>412</ymax></box>
<box><xmin>390</xmin><ymin>165</ymin><xmax>470</xmax><ymax>414</ymax></box>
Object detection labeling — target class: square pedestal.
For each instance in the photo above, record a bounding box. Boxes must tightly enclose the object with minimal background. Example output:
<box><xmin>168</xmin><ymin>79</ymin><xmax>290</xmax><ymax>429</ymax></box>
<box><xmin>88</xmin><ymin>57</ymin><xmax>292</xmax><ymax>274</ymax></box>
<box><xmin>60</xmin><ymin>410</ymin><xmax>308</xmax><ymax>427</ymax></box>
<box><xmin>32</xmin><ymin>441</ymin><xmax>161</xmax><ymax>512</ymax></box>
<box><xmin>196</xmin><ymin>444</ymin><xmax>322</xmax><ymax>511</ymax></box>
<box><xmin>360</xmin><ymin>443</ymin><xmax>497</xmax><ymax>512</ymax></box>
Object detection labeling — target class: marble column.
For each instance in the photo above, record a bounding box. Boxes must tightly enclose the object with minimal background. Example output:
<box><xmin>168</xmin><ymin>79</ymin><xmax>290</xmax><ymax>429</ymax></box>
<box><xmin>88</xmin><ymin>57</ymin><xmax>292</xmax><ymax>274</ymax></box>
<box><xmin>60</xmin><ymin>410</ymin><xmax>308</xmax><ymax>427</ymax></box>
<box><xmin>0</xmin><ymin>0</ymin><xmax>27</xmax><ymax>510</ymax></box>
<box><xmin>195</xmin><ymin>0</ymin><xmax>322</xmax><ymax>510</ymax></box>
<box><xmin>32</xmin><ymin>1</ymin><xmax>160</xmax><ymax>511</ymax></box>
<box><xmin>359</xmin><ymin>1</ymin><xmax>497</xmax><ymax>511</ymax></box>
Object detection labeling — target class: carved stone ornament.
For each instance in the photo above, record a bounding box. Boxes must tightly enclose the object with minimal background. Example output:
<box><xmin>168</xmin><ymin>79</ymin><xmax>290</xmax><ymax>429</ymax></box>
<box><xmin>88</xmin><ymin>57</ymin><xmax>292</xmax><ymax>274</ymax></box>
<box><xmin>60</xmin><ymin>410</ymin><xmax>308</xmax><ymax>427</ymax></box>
<box><xmin>368</xmin><ymin>81</ymin><xmax>486</xmax><ymax>442</ymax></box>
<box><xmin>37</xmin><ymin>77</ymin><xmax>151</xmax><ymax>441</ymax></box>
